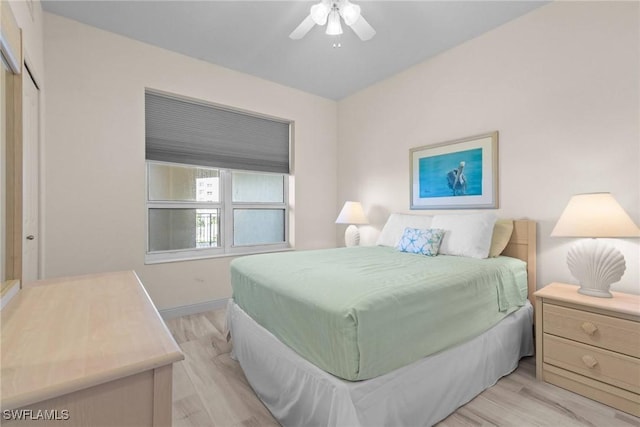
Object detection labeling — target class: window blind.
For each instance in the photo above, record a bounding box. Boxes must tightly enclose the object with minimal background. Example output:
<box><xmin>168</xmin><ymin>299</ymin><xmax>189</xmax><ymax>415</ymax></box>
<box><xmin>145</xmin><ymin>91</ymin><xmax>290</xmax><ymax>174</ymax></box>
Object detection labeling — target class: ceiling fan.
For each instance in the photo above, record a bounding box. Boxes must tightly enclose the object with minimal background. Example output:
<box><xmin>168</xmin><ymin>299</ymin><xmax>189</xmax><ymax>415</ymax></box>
<box><xmin>289</xmin><ymin>0</ymin><xmax>376</xmax><ymax>41</ymax></box>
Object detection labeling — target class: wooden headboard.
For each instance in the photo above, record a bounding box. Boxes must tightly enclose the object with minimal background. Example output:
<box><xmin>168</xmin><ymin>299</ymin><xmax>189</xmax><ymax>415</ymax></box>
<box><xmin>502</xmin><ymin>220</ymin><xmax>537</xmax><ymax>307</ymax></box>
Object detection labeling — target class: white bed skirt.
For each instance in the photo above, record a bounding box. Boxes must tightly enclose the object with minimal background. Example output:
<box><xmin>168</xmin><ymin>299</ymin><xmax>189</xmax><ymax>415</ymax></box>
<box><xmin>227</xmin><ymin>300</ymin><xmax>534</xmax><ymax>427</ymax></box>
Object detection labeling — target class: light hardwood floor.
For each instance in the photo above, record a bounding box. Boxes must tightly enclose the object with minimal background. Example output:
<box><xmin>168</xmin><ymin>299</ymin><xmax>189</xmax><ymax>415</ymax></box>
<box><xmin>166</xmin><ymin>309</ymin><xmax>640</xmax><ymax>427</ymax></box>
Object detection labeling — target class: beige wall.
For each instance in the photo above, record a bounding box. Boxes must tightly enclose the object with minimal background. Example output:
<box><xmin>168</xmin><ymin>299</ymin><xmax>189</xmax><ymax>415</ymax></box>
<box><xmin>43</xmin><ymin>13</ymin><xmax>338</xmax><ymax>309</ymax></box>
<box><xmin>337</xmin><ymin>2</ymin><xmax>640</xmax><ymax>294</ymax></box>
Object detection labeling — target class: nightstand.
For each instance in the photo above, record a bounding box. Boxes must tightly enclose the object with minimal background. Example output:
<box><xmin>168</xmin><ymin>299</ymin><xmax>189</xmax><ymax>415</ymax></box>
<box><xmin>535</xmin><ymin>283</ymin><xmax>640</xmax><ymax>416</ymax></box>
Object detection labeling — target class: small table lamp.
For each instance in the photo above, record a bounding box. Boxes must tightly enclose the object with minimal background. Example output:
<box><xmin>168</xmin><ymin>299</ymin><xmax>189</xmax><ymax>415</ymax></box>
<box><xmin>335</xmin><ymin>201</ymin><xmax>368</xmax><ymax>247</ymax></box>
<box><xmin>551</xmin><ymin>192</ymin><xmax>640</xmax><ymax>298</ymax></box>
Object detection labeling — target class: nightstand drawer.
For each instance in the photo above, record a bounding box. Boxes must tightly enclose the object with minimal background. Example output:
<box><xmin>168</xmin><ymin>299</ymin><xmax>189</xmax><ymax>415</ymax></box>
<box><xmin>544</xmin><ymin>303</ymin><xmax>640</xmax><ymax>358</ymax></box>
<box><xmin>544</xmin><ymin>334</ymin><xmax>640</xmax><ymax>394</ymax></box>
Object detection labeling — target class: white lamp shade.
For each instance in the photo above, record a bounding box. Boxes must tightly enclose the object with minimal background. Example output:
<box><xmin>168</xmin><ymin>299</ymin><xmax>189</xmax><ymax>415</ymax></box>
<box><xmin>551</xmin><ymin>193</ymin><xmax>640</xmax><ymax>238</ymax></box>
<box><xmin>310</xmin><ymin>3</ymin><xmax>330</xmax><ymax>25</ymax></box>
<box><xmin>340</xmin><ymin>2</ymin><xmax>361</xmax><ymax>25</ymax></box>
<box><xmin>326</xmin><ymin>9</ymin><xmax>343</xmax><ymax>35</ymax></box>
<box><xmin>335</xmin><ymin>201</ymin><xmax>368</xmax><ymax>225</ymax></box>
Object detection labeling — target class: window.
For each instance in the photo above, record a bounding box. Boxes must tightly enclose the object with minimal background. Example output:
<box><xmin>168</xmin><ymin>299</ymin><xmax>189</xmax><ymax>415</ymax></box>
<box><xmin>145</xmin><ymin>91</ymin><xmax>291</xmax><ymax>263</ymax></box>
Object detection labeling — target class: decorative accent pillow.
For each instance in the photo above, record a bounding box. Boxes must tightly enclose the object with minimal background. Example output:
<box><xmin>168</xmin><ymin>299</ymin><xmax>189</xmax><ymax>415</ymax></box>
<box><xmin>431</xmin><ymin>212</ymin><xmax>498</xmax><ymax>259</ymax></box>
<box><xmin>395</xmin><ymin>227</ymin><xmax>445</xmax><ymax>256</ymax></box>
<box><xmin>489</xmin><ymin>219</ymin><xmax>514</xmax><ymax>257</ymax></box>
<box><xmin>376</xmin><ymin>213</ymin><xmax>433</xmax><ymax>247</ymax></box>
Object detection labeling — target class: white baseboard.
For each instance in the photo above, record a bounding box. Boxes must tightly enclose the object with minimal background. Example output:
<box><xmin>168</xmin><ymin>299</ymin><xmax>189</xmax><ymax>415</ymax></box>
<box><xmin>159</xmin><ymin>297</ymin><xmax>229</xmax><ymax>320</ymax></box>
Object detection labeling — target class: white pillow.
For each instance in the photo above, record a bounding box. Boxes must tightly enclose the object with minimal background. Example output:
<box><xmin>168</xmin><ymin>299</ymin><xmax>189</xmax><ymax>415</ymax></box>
<box><xmin>376</xmin><ymin>213</ymin><xmax>433</xmax><ymax>247</ymax></box>
<box><xmin>431</xmin><ymin>212</ymin><xmax>498</xmax><ymax>259</ymax></box>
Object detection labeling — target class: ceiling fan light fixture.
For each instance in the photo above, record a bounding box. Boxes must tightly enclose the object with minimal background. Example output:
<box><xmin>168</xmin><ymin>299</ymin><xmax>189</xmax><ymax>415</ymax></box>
<box><xmin>326</xmin><ymin>9</ymin><xmax>343</xmax><ymax>35</ymax></box>
<box><xmin>289</xmin><ymin>0</ymin><xmax>374</xmax><ymax>41</ymax></box>
<box><xmin>340</xmin><ymin>2</ymin><xmax>361</xmax><ymax>26</ymax></box>
<box><xmin>310</xmin><ymin>3</ymin><xmax>330</xmax><ymax>25</ymax></box>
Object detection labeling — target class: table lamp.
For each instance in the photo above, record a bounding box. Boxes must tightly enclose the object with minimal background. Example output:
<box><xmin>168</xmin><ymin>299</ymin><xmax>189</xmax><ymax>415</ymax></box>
<box><xmin>335</xmin><ymin>201</ymin><xmax>368</xmax><ymax>247</ymax></box>
<box><xmin>551</xmin><ymin>193</ymin><xmax>640</xmax><ymax>297</ymax></box>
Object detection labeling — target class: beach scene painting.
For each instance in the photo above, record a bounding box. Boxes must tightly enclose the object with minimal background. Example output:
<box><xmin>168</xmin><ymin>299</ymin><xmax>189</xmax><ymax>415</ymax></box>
<box><xmin>410</xmin><ymin>132</ymin><xmax>498</xmax><ymax>209</ymax></box>
<box><xmin>418</xmin><ymin>148</ymin><xmax>483</xmax><ymax>198</ymax></box>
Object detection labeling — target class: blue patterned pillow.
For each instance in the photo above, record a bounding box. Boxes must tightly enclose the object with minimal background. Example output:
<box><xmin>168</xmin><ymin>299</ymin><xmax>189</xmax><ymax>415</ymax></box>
<box><xmin>395</xmin><ymin>227</ymin><xmax>445</xmax><ymax>256</ymax></box>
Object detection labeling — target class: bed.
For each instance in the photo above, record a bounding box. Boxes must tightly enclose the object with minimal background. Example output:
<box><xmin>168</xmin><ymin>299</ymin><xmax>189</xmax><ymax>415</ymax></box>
<box><xmin>227</xmin><ymin>214</ymin><xmax>537</xmax><ymax>426</ymax></box>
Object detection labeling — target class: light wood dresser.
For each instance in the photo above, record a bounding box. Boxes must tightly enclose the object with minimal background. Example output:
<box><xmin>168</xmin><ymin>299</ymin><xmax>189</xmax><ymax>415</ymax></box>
<box><xmin>535</xmin><ymin>283</ymin><xmax>640</xmax><ymax>416</ymax></box>
<box><xmin>0</xmin><ymin>271</ymin><xmax>184</xmax><ymax>426</ymax></box>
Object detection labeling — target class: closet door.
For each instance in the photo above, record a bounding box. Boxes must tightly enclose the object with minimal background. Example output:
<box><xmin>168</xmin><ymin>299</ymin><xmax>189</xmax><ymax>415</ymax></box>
<box><xmin>1</xmin><ymin>0</ymin><xmax>23</xmax><ymax>285</ymax></box>
<box><xmin>21</xmin><ymin>67</ymin><xmax>39</xmax><ymax>284</ymax></box>
<box><xmin>1</xmin><ymin>59</ymin><xmax>7</xmax><ymax>283</ymax></box>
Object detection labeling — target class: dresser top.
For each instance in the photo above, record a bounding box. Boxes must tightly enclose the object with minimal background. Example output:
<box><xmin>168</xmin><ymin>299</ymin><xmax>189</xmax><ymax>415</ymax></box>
<box><xmin>0</xmin><ymin>271</ymin><xmax>184</xmax><ymax>410</ymax></box>
<box><xmin>535</xmin><ymin>282</ymin><xmax>640</xmax><ymax>318</ymax></box>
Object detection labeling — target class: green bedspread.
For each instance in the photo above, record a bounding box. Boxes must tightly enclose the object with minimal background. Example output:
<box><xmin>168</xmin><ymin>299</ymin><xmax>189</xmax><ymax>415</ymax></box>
<box><xmin>230</xmin><ymin>246</ymin><xmax>528</xmax><ymax>381</ymax></box>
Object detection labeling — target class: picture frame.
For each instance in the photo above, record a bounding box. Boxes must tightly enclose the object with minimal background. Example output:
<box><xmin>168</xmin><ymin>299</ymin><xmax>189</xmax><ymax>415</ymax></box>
<box><xmin>410</xmin><ymin>131</ymin><xmax>498</xmax><ymax>210</ymax></box>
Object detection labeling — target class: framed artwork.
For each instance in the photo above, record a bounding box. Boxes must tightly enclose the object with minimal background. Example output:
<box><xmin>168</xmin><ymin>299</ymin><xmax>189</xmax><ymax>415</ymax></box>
<box><xmin>410</xmin><ymin>131</ymin><xmax>498</xmax><ymax>209</ymax></box>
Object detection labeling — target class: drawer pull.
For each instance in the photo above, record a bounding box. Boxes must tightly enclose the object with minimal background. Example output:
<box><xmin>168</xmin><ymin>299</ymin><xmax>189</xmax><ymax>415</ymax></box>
<box><xmin>581</xmin><ymin>355</ymin><xmax>598</xmax><ymax>369</ymax></box>
<box><xmin>581</xmin><ymin>322</ymin><xmax>598</xmax><ymax>336</ymax></box>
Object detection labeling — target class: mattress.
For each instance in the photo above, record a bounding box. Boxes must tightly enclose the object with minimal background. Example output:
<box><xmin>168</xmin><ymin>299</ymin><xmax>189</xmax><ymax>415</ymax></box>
<box><xmin>231</xmin><ymin>246</ymin><xmax>528</xmax><ymax>381</ymax></box>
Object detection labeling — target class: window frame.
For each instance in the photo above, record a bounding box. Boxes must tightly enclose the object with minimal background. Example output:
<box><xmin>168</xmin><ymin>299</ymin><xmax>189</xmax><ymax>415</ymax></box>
<box><xmin>145</xmin><ymin>160</ymin><xmax>290</xmax><ymax>264</ymax></box>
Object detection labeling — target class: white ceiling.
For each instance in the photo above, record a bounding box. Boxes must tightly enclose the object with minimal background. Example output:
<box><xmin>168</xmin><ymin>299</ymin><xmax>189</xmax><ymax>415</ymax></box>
<box><xmin>42</xmin><ymin>1</ymin><xmax>546</xmax><ymax>100</ymax></box>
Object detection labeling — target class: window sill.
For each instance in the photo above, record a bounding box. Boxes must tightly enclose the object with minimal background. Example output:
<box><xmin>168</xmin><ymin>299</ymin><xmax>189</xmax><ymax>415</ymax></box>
<box><xmin>144</xmin><ymin>245</ymin><xmax>293</xmax><ymax>265</ymax></box>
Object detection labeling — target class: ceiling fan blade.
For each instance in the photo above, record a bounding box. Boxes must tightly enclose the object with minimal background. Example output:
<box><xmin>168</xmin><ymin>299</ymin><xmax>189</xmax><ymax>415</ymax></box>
<box><xmin>289</xmin><ymin>15</ymin><xmax>316</xmax><ymax>40</ymax></box>
<box><xmin>348</xmin><ymin>15</ymin><xmax>376</xmax><ymax>41</ymax></box>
